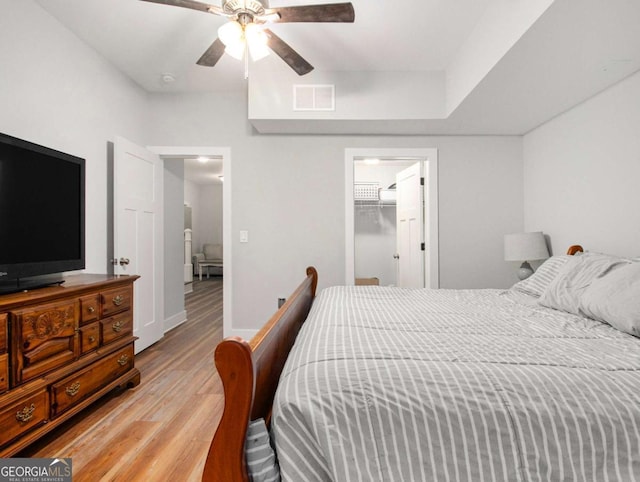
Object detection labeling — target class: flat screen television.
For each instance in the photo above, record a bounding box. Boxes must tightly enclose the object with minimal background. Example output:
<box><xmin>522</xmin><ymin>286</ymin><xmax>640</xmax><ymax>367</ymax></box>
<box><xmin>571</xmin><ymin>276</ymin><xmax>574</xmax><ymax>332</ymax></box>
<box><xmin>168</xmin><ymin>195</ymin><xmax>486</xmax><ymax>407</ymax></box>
<box><xmin>0</xmin><ymin>132</ymin><xmax>85</xmax><ymax>294</ymax></box>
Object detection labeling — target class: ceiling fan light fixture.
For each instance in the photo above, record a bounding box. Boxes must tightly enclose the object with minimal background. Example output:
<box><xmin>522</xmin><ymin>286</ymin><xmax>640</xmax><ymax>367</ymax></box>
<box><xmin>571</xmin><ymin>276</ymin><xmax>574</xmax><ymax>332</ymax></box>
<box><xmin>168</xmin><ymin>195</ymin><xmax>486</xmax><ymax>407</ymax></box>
<box><xmin>218</xmin><ymin>20</ymin><xmax>243</xmax><ymax>47</ymax></box>
<box><xmin>245</xmin><ymin>23</ymin><xmax>270</xmax><ymax>61</ymax></box>
<box><xmin>140</xmin><ymin>0</ymin><xmax>355</xmax><ymax>76</ymax></box>
<box><xmin>248</xmin><ymin>42</ymin><xmax>270</xmax><ymax>61</ymax></box>
<box><xmin>225</xmin><ymin>41</ymin><xmax>246</xmax><ymax>60</ymax></box>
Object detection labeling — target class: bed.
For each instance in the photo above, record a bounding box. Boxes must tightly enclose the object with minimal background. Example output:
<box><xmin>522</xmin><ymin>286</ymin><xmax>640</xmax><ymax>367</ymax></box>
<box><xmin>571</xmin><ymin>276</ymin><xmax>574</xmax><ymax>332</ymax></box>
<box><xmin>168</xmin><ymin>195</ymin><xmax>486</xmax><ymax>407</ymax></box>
<box><xmin>202</xmin><ymin>246</ymin><xmax>640</xmax><ymax>481</ymax></box>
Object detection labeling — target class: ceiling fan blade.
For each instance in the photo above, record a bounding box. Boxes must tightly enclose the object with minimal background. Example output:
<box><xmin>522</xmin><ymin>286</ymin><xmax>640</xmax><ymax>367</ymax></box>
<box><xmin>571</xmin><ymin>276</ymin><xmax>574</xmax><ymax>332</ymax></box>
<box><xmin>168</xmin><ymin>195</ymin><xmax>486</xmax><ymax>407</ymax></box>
<box><xmin>264</xmin><ymin>29</ymin><xmax>314</xmax><ymax>76</ymax></box>
<box><xmin>271</xmin><ymin>3</ymin><xmax>354</xmax><ymax>23</ymax></box>
<box><xmin>139</xmin><ymin>0</ymin><xmax>224</xmax><ymax>16</ymax></box>
<box><xmin>196</xmin><ymin>38</ymin><xmax>226</xmax><ymax>67</ymax></box>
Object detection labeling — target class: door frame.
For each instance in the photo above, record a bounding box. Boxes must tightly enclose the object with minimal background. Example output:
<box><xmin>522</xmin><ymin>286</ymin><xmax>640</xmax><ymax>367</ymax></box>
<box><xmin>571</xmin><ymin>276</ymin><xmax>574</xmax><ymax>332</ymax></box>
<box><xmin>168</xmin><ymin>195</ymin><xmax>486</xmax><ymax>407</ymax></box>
<box><xmin>148</xmin><ymin>145</ymin><xmax>232</xmax><ymax>337</ymax></box>
<box><xmin>345</xmin><ymin>148</ymin><xmax>439</xmax><ymax>288</ymax></box>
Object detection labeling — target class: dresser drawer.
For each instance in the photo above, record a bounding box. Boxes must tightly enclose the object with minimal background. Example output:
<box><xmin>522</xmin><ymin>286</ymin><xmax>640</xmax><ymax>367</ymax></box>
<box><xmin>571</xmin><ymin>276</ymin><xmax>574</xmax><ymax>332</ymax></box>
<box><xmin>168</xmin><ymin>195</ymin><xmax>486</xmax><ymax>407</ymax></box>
<box><xmin>50</xmin><ymin>344</ymin><xmax>134</xmax><ymax>417</ymax></box>
<box><xmin>12</xmin><ymin>300</ymin><xmax>80</xmax><ymax>384</ymax></box>
<box><xmin>101</xmin><ymin>312</ymin><xmax>133</xmax><ymax>345</ymax></box>
<box><xmin>80</xmin><ymin>322</ymin><xmax>100</xmax><ymax>355</ymax></box>
<box><xmin>0</xmin><ymin>354</ymin><xmax>7</xmax><ymax>393</ymax></box>
<box><xmin>101</xmin><ymin>287</ymin><xmax>132</xmax><ymax>317</ymax></box>
<box><xmin>0</xmin><ymin>390</ymin><xmax>48</xmax><ymax>448</ymax></box>
<box><xmin>80</xmin><ymin>294</ymin><xmax>100</xmax><ymax>324</ymax></box>
<box><xmin>0</xmin><ymin>314</ymin><xmax>7</xmax><ymax>352</ymax></box>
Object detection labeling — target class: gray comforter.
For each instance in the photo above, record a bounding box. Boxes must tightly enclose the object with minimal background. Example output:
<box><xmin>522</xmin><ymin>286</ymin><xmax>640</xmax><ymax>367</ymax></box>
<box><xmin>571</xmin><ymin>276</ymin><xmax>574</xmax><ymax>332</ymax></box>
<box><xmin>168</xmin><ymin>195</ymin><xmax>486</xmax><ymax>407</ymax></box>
<box><xmin>271</xmin><ymin>286</ymin><xmax>640</xmax><ymax>482</ymax></box>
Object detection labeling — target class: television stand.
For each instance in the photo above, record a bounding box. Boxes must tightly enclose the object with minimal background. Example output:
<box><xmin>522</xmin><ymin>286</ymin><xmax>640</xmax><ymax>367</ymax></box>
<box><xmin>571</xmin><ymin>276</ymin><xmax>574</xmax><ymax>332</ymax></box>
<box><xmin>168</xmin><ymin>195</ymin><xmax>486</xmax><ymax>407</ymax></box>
<box><xmin>0</xmin><ymin>273</ymin><xmax>140</xmax><ymax>455</ymax></box>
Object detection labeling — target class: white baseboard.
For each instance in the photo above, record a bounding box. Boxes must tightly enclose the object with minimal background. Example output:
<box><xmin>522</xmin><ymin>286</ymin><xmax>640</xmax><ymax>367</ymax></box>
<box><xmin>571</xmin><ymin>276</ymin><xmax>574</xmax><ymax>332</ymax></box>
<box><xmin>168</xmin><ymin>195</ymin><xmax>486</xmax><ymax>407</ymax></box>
<box><xmin>184</xmin><ymin>282</ymin><xmax>193</xmax><ymax>295</ymax></box>
<box><xmin>164</xmin><ymin>310</ymin><xmax>187</xmax><ymax>333</ymax></box>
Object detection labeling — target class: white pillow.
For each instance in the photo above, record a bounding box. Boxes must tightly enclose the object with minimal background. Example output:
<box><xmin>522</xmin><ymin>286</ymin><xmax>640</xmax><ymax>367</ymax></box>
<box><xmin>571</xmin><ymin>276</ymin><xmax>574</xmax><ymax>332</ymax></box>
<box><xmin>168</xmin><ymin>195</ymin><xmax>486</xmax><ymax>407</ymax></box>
<box><xmin>538</xmin><ymin>253</ymin><xmax>629</xmax><ymax>315</ymax></box>
<box><xmin>580</xmin><ymin>263</ymin><xmax>640</xmax><ymax>337</ymax></box>
<box><xmin>511</xmin><ymin>255</ymin><xmax>572</xmax><ymax>298</ymax></box>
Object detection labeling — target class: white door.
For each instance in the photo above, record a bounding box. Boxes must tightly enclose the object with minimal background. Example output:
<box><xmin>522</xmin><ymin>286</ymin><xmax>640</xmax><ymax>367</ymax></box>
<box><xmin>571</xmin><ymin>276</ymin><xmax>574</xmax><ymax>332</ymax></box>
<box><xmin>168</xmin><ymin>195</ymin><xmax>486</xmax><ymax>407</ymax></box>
<box><xmin>114</xmin><ymin>136</ymin><xmax>164</xmax><ymax>353</ymax></box>
<box><xmin>396</xmin><ymin>162</ymin><xmax>424</xmax><ymax>288</ymax></box>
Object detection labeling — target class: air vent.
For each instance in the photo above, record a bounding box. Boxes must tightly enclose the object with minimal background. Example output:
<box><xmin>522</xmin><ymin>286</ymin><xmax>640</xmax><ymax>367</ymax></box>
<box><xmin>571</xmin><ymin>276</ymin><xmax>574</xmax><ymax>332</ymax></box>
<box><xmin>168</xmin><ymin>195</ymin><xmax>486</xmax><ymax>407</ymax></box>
<box><xmin>293</xmin><ymin>84</ymin><xmax>335</xmax><ymax>111</ymax></box>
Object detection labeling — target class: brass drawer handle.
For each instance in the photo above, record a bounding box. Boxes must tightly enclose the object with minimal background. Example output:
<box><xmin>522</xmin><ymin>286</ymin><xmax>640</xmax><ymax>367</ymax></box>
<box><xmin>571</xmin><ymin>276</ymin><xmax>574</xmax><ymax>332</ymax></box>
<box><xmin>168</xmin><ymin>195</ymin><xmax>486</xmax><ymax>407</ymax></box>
<box><xmin>88</xmin><ymin>335</ymin><xmax>96</xmax><ymax>343</ymax></box>
<box><xmin>66</xmin><ymin>381</ymin><xmax>81</xmax><ymax>397</ymax></box>
<box><xmin>88</xmin><ymin>306</ymin><xmax>96</xmax><ymax>313</ymax></box>
<box><xmin>112</xmin><ymin>295</ymin><xmax>125</xmax><ymax>306</ymax></box>
<box><xmin>112</xmin><ymin>320</ymin><xmax>125</xmax><ymax>333</ymax></box>
<box><xmin>16</xmin><ymin>404</ymin><xmax>35</xmax><ymax>423</ymax></box>
<box><xmin>117</xmin><ymin>354</ymin><xmax>129</xmax><ymax>366</ymax></box>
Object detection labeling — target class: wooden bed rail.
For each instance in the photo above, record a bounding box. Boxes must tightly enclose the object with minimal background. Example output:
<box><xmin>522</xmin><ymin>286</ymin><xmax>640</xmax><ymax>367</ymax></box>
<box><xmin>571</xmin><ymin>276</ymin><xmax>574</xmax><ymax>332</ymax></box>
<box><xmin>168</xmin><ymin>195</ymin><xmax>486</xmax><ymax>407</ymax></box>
<box><xmin>202</xmin><ymin>267</ymin><xmax>318</xmax><ymax>482</ymax></box>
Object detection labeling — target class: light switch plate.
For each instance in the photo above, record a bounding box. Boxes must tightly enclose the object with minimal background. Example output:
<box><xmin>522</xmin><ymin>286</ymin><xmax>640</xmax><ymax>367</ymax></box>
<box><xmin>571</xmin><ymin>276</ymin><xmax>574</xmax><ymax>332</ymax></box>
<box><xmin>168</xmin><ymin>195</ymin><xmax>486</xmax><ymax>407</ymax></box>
<box><xmin>239</xmin><ymin>230</ymin><xmax>249</xmax><ymax>243</ymax></box>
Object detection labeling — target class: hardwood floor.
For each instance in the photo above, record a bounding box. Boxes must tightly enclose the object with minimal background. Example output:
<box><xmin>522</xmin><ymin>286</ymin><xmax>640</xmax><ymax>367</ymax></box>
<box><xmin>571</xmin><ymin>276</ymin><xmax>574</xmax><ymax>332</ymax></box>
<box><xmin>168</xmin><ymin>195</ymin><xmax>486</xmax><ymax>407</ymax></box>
<box><xmin>19</xmin><ymin>278</ymin><xmax>225</xmax><ymax>482</ymax></box>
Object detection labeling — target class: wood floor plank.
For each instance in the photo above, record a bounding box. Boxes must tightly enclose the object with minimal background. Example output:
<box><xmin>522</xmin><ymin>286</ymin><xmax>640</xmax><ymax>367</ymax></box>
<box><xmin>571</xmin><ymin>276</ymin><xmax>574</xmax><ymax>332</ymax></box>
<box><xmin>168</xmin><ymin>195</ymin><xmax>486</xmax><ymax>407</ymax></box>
<box><xmin>18</xmin><ymin>278</ymin><xmax>225</xmax><ymax>482</ymax></box>
<box><xmin>112</xmin><ymin>393</ymin><xmax>221</xmax><ymax>481</ymax></box>
<box><xmin>74</xmin><ymin>420</ymin><xmax>161</xmax><ymax>482</ymax></box>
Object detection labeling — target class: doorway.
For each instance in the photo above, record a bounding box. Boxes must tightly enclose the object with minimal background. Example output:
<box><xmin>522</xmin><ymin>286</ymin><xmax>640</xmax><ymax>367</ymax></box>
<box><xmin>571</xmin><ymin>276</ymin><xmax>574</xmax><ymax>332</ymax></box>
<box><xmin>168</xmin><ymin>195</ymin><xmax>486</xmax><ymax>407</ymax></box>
<box><xmin>354</xmin><ymin>158</ymin><xmax>415</xmax><ymax>286</ymax></box>
<box><xmin>345</xmin><ymin>148</ymin><xmax>439</xmax><ymax>288</ymax></box>
<box><xmin>149</xmin><ymin>145</ymin><xmax>232</xmax><ymax>337</ymax></box>
<box><xmin>182</xmin><ymin>155</ymin><xmax>224</xmax><ymax>288</ymax></box>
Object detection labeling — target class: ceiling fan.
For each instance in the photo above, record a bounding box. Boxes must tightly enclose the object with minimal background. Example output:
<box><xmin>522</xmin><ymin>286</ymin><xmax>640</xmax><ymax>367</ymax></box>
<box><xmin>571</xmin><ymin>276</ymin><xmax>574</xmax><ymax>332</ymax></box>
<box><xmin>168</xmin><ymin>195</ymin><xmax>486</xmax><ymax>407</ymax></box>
<box><xmin>140</xmin><ymin>0</ymin><xmax>355</xmax><ymax>76</ymax></box>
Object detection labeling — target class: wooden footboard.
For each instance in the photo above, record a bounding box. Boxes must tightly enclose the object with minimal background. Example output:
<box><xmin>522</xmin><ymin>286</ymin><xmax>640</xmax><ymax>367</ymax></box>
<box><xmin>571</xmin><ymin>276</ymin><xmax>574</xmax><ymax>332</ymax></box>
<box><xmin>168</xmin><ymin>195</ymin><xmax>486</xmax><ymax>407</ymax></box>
<box><xmin>202</xmin><ymin>267</ymin><xmax>318</xmax><ymax>482</ymax></box>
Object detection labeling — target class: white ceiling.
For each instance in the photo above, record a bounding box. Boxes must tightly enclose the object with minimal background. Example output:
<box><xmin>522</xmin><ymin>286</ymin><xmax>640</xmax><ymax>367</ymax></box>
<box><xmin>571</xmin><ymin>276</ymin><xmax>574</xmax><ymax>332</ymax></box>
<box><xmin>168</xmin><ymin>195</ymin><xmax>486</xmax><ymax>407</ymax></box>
<box><xmin>34</xmin><ymin>0</ymin><xmax>640</xmax><ymax>134</ymax></box>
<box><xmin>34</xmin><ymin>0</ymin><xmax>491</xmax><ymax>92</ymax></box>
<box><xmin>181</xmin><ymin>156</ymin><xmax>223</xmax><ymax>185</ymax></box>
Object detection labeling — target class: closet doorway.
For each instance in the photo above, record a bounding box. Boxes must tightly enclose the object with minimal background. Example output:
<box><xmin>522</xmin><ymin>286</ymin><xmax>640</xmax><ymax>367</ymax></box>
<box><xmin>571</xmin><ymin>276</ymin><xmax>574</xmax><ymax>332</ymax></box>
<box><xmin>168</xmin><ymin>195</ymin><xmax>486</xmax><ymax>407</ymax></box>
<box><xmin>345</xmin><ymin>148</ymin><xmax>439</xmax><ymax>288</ymax></box>
<box><xmin>354</xmin><ymin>158</ymin><xmax>415</xmax><ymax>287</ymax></box>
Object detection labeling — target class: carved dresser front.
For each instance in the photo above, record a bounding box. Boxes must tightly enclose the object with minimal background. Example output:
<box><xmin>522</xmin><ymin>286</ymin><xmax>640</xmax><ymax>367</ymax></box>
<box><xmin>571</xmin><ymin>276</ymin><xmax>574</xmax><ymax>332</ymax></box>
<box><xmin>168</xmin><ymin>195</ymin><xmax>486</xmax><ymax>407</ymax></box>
<box><xmin>0</xmin><ymin>274</ymin><xmax>140</xmax><ymax>455</ymax></box>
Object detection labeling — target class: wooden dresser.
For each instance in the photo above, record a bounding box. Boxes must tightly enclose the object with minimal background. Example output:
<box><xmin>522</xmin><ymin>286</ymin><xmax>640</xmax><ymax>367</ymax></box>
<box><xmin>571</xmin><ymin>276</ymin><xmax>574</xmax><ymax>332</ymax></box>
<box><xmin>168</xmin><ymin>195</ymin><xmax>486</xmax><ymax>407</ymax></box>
<box><xmin>0</xmin><ymin>274</ymin><xmax>140</xmax><ymax>456</ymax></box>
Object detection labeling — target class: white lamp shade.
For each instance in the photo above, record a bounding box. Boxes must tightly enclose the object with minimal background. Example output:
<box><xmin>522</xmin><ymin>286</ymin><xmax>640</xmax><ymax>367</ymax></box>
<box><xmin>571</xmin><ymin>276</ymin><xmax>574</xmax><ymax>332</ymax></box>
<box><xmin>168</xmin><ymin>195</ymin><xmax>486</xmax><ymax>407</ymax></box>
<box><xmin>245</xmin><ymin>23</ymin><xmax>270</xmax><ymax>61</ymax></box>
<box><xmin>224</xmin><ymin>42</ymin><xmax>245</xmax><ymax>60</ymax></box>
<box><xmin>504</xmin><ymin>232</ymin><xmax>549</xmax><ymax>261</ymax></box>
<box><xmin>218</xmin><ymin>21</ymin><xmax>243</xmax><ymax>47</ymax></box>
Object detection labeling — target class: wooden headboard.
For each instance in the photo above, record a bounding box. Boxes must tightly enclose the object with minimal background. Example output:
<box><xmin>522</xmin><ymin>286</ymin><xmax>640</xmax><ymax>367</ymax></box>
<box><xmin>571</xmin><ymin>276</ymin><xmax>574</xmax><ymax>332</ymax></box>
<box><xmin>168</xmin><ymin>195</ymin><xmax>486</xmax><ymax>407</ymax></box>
<box><xmin>567</xmin><ymin>245</ymin><xmax>583</xmax><ymax>255</ymax></box>
<box><xmin>202</xmin><ymin>267</ymin><xmax>318</xmax><ymax>482</ymax></box>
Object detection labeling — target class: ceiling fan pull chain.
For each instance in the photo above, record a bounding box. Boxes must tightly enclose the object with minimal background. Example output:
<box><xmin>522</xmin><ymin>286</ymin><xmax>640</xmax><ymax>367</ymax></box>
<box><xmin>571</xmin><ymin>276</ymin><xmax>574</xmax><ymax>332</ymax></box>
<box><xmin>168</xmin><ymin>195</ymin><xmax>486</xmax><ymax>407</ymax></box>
<box><xmin>244</xmin><ymin>43</ymin><xmax>249</xmax><ymax>79</ymax></box>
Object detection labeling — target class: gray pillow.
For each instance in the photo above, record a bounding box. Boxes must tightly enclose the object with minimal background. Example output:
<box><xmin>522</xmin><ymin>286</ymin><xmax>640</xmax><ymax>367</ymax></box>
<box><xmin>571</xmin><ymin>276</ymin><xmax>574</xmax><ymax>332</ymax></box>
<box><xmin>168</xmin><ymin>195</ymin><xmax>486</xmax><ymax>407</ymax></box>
<box><xmin>539</xmin><ymin>253</ymin><xmax>629</xmax><ymax>315</ymax></box>
<box><xmin>510</xmin><ymin>255</ymin><xmax>571</xmax><ymax>298</ymax></box>
<box><xmin>580</xmin><ymin>262</ymin><xmax>640</xmax><ymax>337</ymax></box>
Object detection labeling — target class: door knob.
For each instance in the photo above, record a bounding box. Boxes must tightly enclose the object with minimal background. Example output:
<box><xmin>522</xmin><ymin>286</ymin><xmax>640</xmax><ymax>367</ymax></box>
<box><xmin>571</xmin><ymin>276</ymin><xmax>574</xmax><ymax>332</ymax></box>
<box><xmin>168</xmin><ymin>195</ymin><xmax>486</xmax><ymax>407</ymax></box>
<box><xmin>119</xmin><ymin>258</ymin><xmax>130</xmax><ymax>266</ymax></box>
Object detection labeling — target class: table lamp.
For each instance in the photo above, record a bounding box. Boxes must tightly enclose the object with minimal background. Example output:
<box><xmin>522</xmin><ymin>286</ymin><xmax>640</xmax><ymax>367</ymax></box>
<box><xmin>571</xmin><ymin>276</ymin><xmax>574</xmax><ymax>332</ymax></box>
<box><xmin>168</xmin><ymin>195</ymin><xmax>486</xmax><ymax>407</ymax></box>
<box><xmin>504</xmin><ymin>231</ymin><xmax>550</xmax><ymax>280</ymax></box>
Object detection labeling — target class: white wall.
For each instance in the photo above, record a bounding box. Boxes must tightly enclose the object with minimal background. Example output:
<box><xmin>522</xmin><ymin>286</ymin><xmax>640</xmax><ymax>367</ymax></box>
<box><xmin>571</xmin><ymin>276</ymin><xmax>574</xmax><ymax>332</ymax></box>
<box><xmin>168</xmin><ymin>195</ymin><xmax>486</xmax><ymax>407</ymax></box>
<box><xmin>184</xmin><ymin>179</ymin><xmax>202</xmax><ymax>254</ymax></box>
<box><xmin>198</xmin><ymin>184</ymin><xmax>223</xmax><ymax>248</ymax></box>
<box><xmin>524</xmin><ymin>70</ymin><xmax>640</xmax><ymax>257</ymax></box>
<box><xmin>164</xmin><ymin>161</ymin><xmax>187</xmax><ymax>330</ymax></box>
<box><xmin>0</xmin><ymin>0</ymin><xmax>149</xmax><ymax>274</ymax></box>
<box><xmin>184</xmin><ymin>181</ymin><xmax>223</xmax><ymax>256</ymax></box>
<box><xmin>249</xmin><ymin>68</ymin><xmax>445</xmax><ymax>121</ymax></box>
<box><xmin>147</xmin><ymin>92</ymin><xmax>524</xmax><ymax>334</ymax></box>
